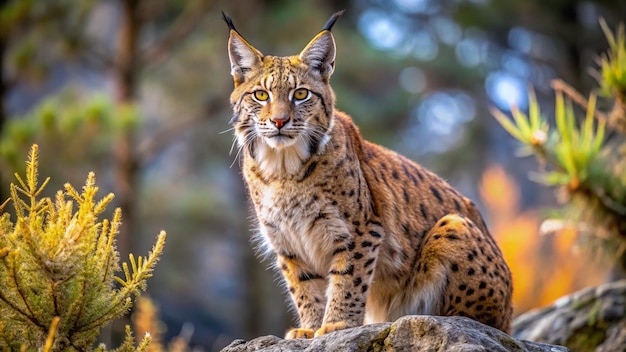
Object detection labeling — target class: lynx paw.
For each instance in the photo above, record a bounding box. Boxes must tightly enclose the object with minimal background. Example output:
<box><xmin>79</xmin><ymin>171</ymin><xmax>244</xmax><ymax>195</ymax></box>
<box><xmin>285</xmin><ymin>328</ymin><xmax>315</xmax><ymax>339</ymax></box>
<box><xmin>314</xmin><ymin>321</ymin><xmax>348</xmax><ymax>337</ymax></box>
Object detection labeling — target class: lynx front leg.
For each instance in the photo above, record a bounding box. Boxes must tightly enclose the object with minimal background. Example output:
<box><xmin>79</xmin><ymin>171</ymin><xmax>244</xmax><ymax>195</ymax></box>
<box><xmin>316</xmin><ymin>221</ymin><xmax>383</xmax><ymax>337</ymax></box>
<box><xmin>277</xmin><ymin>253</ymin><xmax>326</xmax><ymax>339</ymax></box>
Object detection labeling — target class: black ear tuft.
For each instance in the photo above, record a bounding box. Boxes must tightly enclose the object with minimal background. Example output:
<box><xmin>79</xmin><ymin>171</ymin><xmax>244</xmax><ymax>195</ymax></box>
<box><xmin>225</xmin><ymin>12</ymin><xmax>263</xmax><ymax>86</ymax></box>
<box><xmin>222</xmin><ymin>11</ymin><xmax>237</xmax><ymax>32</ymax></box>
<box><xmin>322</xmin><ymin>10</ymin><xmax>345</xmax><ymax>32</ymax></box>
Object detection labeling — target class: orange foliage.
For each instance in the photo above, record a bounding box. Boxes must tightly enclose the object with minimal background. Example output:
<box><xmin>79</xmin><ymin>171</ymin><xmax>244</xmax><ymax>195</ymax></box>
<box><xmin>479</xmin><ymin>165</ymin><xmax>607</xmax><ymax>315</ymax></box>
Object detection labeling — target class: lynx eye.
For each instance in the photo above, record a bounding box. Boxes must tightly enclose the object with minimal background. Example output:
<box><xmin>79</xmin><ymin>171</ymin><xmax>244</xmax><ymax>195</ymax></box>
<box><xmin>253</xmin><ymin>90</ymin><xmax>269</xmax><ymax>101</ymax></box>
<box><xmin>293</xmin><ymin>88</ymin><xmax>309</xmax><ymax>102</ymax></box>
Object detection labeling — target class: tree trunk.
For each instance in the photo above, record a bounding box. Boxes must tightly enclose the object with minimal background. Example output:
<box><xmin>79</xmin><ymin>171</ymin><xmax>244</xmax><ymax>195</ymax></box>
<box><xmin>0</xmin><ymin>34</ymin><xmax>5</xmax><ymax>136</ymax></box>
<box><xmin>113</xmin><ymin>0</ymin><xmax>140</xmax><ymax>257</ymax></box>
<box><xmin>0</xmin><ymin>0</ymin><xmax>8</xmax><ymax>203</ymax></box>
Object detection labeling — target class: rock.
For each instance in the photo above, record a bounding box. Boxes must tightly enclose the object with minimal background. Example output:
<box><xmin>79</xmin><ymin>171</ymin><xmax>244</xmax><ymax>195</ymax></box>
<box><xmin>222</xmin><ymin>315</ymin><xmax>567</xmax><ymax>352</ymax></box>
<box><xmin>513</xmin><ymin>280</ymin><xmax>626</xmax><ymax>352</ymax></box>
<box><xmin>223</xmin><ymin>323</ymin><xmax>389</xmax><ymax>352</ymax></box>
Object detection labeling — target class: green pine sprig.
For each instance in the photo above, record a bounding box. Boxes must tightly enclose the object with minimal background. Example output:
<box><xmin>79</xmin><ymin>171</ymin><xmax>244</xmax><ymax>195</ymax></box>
<box><xmin>0</xmin><ymin>144</ymin><xmax>166</xmax><ymax>351</ymax></box>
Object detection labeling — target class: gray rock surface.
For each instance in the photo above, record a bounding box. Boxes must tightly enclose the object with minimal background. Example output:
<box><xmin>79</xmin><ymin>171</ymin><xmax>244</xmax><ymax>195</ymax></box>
<box><xmin>222</xmin><ymin>315</ymin><xmax>568</xmax><ymax>352</ymax></box>
<box><xmin>513</xmin><ymin>280</ymin><xmax>626</xmax><ymax>352</ymax></box>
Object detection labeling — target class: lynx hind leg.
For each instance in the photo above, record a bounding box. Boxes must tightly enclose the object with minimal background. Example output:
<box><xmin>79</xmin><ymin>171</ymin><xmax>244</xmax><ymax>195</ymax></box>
<box><xmin>418</xmin><ymin>214</ymin><xmax>513</xmax><ymax>333</ymax></box>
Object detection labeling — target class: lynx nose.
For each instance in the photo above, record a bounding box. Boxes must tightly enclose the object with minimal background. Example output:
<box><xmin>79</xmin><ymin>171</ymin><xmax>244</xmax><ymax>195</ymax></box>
<box><xmin>271</xmin><ymin>115</ymin><xmax>290</xmax><ymax>129</ymax></box>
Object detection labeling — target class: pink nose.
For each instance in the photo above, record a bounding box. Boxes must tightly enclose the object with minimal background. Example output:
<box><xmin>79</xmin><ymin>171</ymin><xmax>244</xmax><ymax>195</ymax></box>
<box><xmin>271</xmin><ymin>116</ymin><xmax>289</xmax><ymax>129</ymax></box>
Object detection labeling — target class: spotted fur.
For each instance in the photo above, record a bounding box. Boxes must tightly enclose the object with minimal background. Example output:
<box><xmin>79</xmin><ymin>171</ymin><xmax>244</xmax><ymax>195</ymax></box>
<box><xmin>223</xmin><ymin>11</ymin><xmax>513</xmax><ymax>338</ymax></box>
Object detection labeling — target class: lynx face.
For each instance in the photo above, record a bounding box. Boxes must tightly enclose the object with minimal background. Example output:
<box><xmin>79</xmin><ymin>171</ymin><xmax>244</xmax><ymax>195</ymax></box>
<box><xmin>232</xmin><ymin>60</ymin><xmax>332</xmax><ymax>152</ymax></box>
<box><xmin>226</xmin><ymin>15</ymin><xmax>338</xmax><ymax>175</ymax></box>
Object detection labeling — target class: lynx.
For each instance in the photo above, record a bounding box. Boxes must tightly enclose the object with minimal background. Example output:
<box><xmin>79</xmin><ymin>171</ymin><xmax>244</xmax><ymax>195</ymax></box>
<box><xmin>223</xmin><ymin>11</ymin><xmax>513</xmax><ymax>338</ymax></box>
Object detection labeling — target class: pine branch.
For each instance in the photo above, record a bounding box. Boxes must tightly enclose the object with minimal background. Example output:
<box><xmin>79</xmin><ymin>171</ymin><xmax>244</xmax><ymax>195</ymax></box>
<box><xmin>0</xmin><ymin>286</ymin><xmax>39</xmax><ymax>329</ymax></box>
<box><xmin>551</xmin><ymin>79</ymin><xmax>608</xmax><ymax>123</ymax></box>
<box><xmin>136</xmin><ymin>115</ymin><xmax>206</xmax><ymax>164</ymax></box>
<box><xmin>139</xmin><ymin>0</ymin><xmax>211</xmax><ymax>66</ymax></box>
<box><xmin>0</xmin><ymin>145</ymin><xmax>166</xmax><ymax>350</ymax></box>
<box><xmin>42</xmin><ymin>317</ymin><xmax>60</xmax><ymax>352</ymax></box>
<box><xmin>10</xmin><ymin>256</ymin><xmax>38</xmax><ymax>326</ymax></box>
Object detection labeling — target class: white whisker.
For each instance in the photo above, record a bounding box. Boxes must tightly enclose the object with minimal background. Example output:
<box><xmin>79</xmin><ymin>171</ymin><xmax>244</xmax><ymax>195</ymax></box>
<box><xmin>228</xmin><ymin>135</ymin><xmax>238</xmax><ymax>155</ymax></box>
<box><xmin>230</xmin><ymin>129</ymin><xmax>257</xmax><ymax>168</ymax></box>
<box><xmin>219</xmin><ymin>127</ymin><xmax>236</xmax><ymax>134</ymax></box>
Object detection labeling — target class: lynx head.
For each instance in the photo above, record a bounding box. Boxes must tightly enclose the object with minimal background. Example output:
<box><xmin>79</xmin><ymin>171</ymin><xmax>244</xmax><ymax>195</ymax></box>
<box><xmin>224</xmin><ymin>11</ymin><xmax>343</xmax><ymax>176</ymax></box>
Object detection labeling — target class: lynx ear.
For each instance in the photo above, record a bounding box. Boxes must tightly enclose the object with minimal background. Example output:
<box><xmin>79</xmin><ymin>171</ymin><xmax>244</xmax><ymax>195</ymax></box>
<box><xmin>299</xmin><ymin>32</ymin><xmax>336</xmax><ymax>79</ymax></box>
<box><xmin>299</xmin><ymin>11</ymin><xmax>344</xmax><ymax>80</ymax></box>
<box><xmin>223</xmin><ymin>12</ymin><xmax>263</xmax><ymax>86</ymax></box>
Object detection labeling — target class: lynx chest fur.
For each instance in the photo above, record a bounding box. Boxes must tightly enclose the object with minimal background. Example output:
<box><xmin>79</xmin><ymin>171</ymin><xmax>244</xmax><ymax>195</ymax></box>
<box><xmin>224</xmin><ymin>11</ymin><xmax>513</xmax><ymax>339</ymax></box>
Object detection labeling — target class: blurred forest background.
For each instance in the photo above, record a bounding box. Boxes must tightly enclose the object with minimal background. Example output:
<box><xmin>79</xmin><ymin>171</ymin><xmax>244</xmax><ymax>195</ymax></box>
<box><xmin>1</xmin><ymin>0</ymin><xmax>625</xmax><ymax>350</ymax></box>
